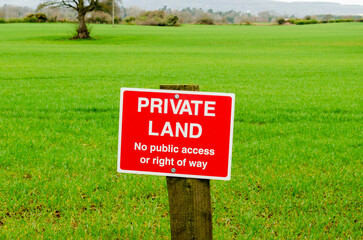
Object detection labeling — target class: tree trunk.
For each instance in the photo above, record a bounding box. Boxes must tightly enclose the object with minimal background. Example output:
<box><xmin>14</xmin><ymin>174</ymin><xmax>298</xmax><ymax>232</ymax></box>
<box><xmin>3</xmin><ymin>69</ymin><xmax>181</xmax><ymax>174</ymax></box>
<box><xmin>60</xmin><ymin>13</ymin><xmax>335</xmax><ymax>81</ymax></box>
<box><xmin>75</xmin><ymin>11</ymin><xmax>90</xmax><ymax>39</ymax></box>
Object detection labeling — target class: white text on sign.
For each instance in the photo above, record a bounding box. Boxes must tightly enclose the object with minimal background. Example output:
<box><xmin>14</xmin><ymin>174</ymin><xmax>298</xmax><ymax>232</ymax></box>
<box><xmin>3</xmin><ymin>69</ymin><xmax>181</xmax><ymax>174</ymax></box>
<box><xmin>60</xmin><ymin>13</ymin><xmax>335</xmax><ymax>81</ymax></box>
<box><xmin>138</xmin><ymin>97</ymin><xmax>216</xmax><ymax>116</ymax></box>
<box><xmin>138</xmin><ymin>97</ymin><xmax>216</xmax><ymax>138</ymax></box>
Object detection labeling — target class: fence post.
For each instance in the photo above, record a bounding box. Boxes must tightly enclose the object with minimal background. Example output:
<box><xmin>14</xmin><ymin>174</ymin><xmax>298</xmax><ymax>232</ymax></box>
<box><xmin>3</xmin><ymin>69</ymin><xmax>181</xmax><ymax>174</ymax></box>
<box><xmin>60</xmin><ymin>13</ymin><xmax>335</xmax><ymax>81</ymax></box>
<box><xmin>160</xmin><ymin>84</ymin><xmax>213</xmax><ymax>240</ymax></box>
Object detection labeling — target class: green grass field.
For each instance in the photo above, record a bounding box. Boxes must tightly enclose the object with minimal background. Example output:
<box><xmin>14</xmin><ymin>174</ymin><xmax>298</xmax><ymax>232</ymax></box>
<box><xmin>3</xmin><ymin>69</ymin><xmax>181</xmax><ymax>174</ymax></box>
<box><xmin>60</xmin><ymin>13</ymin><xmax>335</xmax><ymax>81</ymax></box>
<box><xmin>0</xmin><ymin>23</ymin><xmax>362</xmax><ymax>239</ymax></box>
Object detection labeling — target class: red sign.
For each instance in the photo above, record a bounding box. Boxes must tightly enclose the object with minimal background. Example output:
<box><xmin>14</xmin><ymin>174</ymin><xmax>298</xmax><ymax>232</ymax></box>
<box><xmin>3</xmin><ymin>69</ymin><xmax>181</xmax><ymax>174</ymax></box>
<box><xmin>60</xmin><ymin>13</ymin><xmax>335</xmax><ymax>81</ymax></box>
<box><xmin>117</xmin><ymin>88</ymin><xmax>235</xmax><ymax>180</ymax></box>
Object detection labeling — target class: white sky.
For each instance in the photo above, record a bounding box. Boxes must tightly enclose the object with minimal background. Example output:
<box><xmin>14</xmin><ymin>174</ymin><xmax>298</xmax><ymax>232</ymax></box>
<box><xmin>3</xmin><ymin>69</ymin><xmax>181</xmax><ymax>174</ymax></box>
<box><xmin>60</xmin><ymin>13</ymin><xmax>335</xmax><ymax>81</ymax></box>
<box><xmin>0</xmin><ymin>0</ymin><xmax>362</xmax><ymax>8</ymax></box>
<box><xmin>278</xmin><ymin>0</ymin><xmax>363</xmax><ymax>4</ymax></box>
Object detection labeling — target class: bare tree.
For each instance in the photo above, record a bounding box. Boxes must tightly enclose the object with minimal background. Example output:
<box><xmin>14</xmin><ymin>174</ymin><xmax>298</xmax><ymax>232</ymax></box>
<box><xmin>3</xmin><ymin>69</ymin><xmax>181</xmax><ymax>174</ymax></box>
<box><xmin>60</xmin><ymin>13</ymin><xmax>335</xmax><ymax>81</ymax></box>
<box><xmin>38</xmin><ymin>0</ymin><xmax>102</xmax><ymax>39</ymax></box>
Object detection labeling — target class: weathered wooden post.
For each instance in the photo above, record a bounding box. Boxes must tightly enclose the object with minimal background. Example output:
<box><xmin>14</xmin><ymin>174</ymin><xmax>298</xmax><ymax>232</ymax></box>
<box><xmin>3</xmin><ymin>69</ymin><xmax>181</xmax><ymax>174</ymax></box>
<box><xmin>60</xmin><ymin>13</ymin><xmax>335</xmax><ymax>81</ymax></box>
<box><xmin>160</xmin><ymin>84</ymin><xmax>213</xmax><ymax>240</ymax></box>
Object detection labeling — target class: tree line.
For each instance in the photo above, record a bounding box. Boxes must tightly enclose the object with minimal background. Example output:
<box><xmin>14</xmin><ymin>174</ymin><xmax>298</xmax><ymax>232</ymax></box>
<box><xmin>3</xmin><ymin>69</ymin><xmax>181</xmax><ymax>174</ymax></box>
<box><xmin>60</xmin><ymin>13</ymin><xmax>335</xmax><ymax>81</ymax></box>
<box><xmin>0</xmin><ymin>2</ymin><xmax>362</xmax><ymax>39</ymax></box>
<box><xmin>2</xmin><ymin>4</ymin><xmax>361</xmax><ymax>24</ymax></box>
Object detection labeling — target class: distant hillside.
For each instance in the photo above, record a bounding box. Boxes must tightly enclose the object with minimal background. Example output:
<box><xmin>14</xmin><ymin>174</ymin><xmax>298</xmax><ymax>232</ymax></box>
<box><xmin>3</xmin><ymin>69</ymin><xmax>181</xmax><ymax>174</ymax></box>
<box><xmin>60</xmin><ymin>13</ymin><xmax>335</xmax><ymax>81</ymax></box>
<box><xmin>122</xmin><ymin>0</ymin><xmax>363</xmax><ymax>17</ymax></box>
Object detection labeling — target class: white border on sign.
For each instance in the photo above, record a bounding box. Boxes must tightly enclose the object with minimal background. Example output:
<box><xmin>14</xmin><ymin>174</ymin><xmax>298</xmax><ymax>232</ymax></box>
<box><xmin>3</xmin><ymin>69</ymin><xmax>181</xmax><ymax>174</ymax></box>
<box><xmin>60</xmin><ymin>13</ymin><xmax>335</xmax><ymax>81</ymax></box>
<box><xmin>117</xmin><ymin>87</ymin><xmax>235</xmax><ymax>181</ymax></box>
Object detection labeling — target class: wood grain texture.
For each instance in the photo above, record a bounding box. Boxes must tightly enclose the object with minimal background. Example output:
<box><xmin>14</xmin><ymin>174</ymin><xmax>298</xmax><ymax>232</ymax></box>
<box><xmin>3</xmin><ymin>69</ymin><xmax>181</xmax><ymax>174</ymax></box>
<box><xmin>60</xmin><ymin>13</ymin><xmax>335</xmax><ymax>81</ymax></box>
<box><xmin>166</xmin><ymin>177</ymin><xmax>212</xmax><ymax>240</ymax></box>
<box><xmin>160</xmin><ymin>84</ymin><xmax>200</xmax><ymax>91</ymax></box>
<box><xmin>161</xmin><ymin>84</ymin><xmax>212</xmax><ymax>240</ymax></box>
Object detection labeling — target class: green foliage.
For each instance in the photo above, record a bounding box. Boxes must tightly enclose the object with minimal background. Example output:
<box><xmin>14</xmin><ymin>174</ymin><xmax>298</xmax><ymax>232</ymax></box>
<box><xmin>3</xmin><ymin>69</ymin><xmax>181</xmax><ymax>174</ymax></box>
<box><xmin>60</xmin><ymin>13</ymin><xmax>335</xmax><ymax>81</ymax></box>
<box><xmin>58</xmin><ymin>19</ymin><xmax>72</xmax><ymax>23</ymax></box>
<box><xmin>277</xmin><ymin>18</ymin><xmax>286</xmax><ymax>25</ymax></box>
<box><xmin>0</xmin><ymin>16</ymin><xmax>77</xmax><ymax>24</ymax></box>
<box><xmin>295</xmin><ymin>19</ymin><xmax>306</xmax><ymax>25</ymax></box>
<box><xmin>24</xmin><ymin>13</ymin><xmax>48</xmax><ymax>23</ymax></box>
<box><xmin>48</xmin><ymin>17</ymin><xmax>58</xmax><ymax>23</ymax></box>
<box><xmin>294</xmin><ymin>19</ymin><xmax>318</xmax><ymax>25</ymax></box>
<box><xmin>114</xmin><ymin>17</ymin><xmax>121</xmax><ymax>24</ymax></box>
<box><xmin>124</xmin><ymin>16</ymin><xmax>136</xmax><ymax>23</ymax></box>
<box><xmin>292</xmin><ymin>17</ymin><xmax>356</xmax><ymax>25</ymax></box>
<box><xmin>6</xmin><ymin>18</ymin><xmax>24</xmax><ymax>23</ymax></box>
<box><xmin>96</xmin><ymin>17</ymin><xmax>103</xmax><ymax>23</ymax></box>
<box><xmin>196</xmin><ymin>16</ymin><xmax>215</xmax><ymax>25</ymax></box>
<box><xmin>25</xmin><ymin>13</ymin><xmax>34</xmax><ymax>19</ymax></box>
<box><xmin>288</xmin><ymin>18</ymin><xmax>295</xmax><ymax>24</ymax></box>
<box><xmin>97</xmin><ymin>17</ymin><xmax>108</xmax><ymax>24</ymax></box>
<box><xmin>35</xmin><ymin>13</ymin><xmax>48</xmax><ymax>22</ymax></box>
<box><xmin>140</xmin><ymin>10</ymin><xmax>165</xmax><ymax>19</ymax></box>
<box><xmin>24</xmin><ymin>14</ymin><xmax>36</xmax><ymax>23</ymax></box>
<box><xmin>0</xmin><ymin>18</ymin><xmax>5</xmax><ymax>23</ymax></box>
<box><xmin>29</xmin><ymin>16</ymin><xmax>38</xmax><ymax>23</ymax></box>
<box><xmin>87</xmin><ymin>12</ymin><xmax>111</xmax><ymax>24</ymax></box>
<box><xmin>132</xmin><ymin>11</ymin><xmax>179</xmax><ymax>26</ymax></box>
<box><xmin>138</xmin><ymin>10</ymin><xmax>165</xmax><ymax>26</ymax></box>
<box><xmin>166</xmin><ymin>15</ymin><xmax>179</xmax><ymax>26</ymax></box>
<box><xmin>0</xmin><ymin>23</ymin><xmax>362</xmax><ymax>239</ymax></box>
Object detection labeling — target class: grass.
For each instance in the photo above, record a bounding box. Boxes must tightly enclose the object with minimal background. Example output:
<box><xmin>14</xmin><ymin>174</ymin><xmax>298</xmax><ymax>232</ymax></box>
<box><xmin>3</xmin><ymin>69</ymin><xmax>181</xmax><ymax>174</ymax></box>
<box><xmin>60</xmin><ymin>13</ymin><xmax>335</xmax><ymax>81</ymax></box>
<box><xmin>0</xmin><ymin>23</ymin><xmax>362</xmax><ymax>239</ymax></box>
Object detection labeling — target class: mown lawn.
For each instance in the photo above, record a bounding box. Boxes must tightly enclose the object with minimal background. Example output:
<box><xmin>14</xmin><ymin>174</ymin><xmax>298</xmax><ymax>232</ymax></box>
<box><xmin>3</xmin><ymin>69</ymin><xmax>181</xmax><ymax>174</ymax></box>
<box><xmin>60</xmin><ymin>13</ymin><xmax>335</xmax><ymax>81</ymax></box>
<box><xmin>0</xmin><ymin>23</ymin><xmax>362</xmax><ymax>239</ymax></box>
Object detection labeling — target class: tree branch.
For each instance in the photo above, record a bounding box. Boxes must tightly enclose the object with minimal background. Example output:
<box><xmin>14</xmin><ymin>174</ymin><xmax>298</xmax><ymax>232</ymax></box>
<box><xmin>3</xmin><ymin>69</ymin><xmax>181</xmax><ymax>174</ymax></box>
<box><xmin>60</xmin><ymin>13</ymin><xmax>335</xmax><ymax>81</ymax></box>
<box><xmin>61</xmin><ymin>0</ymin><xmax>77</xmax><ymax>9</ymax></box>
<box><xmin>84</xmin><ymin>0</ymin><xmax>100</xmax><ymax>12</ymax></box>
<box><xmin>39</xmin><ymin>0</ymin><xmax>77</xmax><ymax>10</ymax></box>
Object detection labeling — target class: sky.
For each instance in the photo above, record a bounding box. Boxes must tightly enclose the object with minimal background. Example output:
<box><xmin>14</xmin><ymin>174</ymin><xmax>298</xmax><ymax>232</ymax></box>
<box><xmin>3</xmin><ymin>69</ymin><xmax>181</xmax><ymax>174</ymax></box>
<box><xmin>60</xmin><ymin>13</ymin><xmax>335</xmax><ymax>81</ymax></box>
<box><xmin>0</xmin><ymin>0</ymin><xmax>362</xmax><ymax>8</ymax></box>
<box><xmin>279</xmin><ymin>0</ymin><xmax>363</xmax><ymax>4</ymax></box>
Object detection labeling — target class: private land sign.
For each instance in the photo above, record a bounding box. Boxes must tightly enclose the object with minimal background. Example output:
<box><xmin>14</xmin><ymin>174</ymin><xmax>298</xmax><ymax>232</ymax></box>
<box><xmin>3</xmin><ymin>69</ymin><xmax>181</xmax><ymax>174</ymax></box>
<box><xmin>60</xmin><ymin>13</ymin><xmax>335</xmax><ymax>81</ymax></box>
<box><xmin>117</xmin><ymin>88</ymin><xmax>235</xmax><ymax>180</ymax></box>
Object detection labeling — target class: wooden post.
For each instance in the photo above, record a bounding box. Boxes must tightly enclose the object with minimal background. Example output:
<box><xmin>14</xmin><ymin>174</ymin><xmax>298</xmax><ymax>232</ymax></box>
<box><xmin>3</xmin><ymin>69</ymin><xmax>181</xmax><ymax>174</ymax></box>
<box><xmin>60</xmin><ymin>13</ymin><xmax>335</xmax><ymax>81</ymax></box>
<box><xmin>160</xmin><ymin>84</ymin><xmax>213</xmax><ymax>240</ymax></box>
